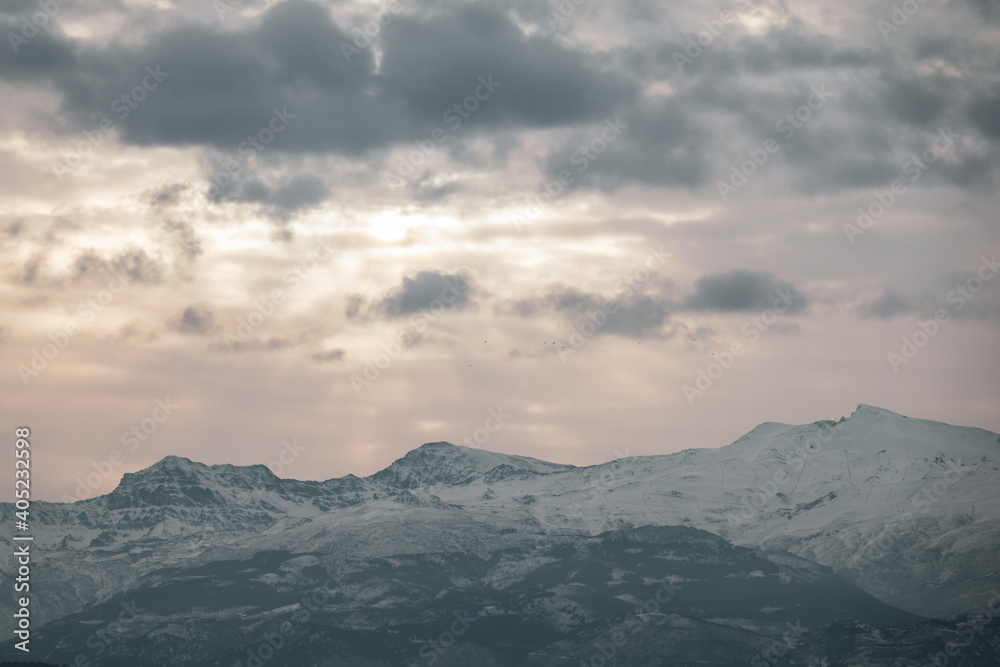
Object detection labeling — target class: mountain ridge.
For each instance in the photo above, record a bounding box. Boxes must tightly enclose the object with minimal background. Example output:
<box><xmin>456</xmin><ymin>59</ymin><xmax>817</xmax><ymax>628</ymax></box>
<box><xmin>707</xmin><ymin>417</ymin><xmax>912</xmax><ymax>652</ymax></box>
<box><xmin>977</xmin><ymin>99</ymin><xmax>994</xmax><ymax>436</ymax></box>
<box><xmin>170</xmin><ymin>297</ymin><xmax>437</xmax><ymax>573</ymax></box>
<box><xmin>90</xmin><ymin>403</ymin><xmax>996</xmax><ymax>498</ymax></box>
<box><xmin>2</xmin><ymin>403</ymin><xmax>997</xmax><ymax>645</ymax></box>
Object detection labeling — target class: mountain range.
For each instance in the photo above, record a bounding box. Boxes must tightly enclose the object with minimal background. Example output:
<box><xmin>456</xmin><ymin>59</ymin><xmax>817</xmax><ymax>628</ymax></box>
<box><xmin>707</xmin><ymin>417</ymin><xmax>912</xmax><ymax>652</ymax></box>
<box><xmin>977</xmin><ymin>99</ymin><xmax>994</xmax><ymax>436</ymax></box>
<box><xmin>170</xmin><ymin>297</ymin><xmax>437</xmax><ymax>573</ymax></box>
<box><xmin>2</xmin><ymin>404</ymin><xmax>999</xmax><ymax>666</ymax></box>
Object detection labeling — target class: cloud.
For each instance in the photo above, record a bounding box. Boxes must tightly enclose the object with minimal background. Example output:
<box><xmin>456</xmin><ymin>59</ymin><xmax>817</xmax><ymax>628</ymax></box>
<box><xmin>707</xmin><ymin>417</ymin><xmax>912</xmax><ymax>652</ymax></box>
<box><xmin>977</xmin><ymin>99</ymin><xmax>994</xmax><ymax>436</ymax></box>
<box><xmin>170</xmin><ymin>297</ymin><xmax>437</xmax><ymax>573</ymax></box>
<box><xmin>167</xmin><ymin>305</ymin><xmax>216</xmax><ymax>335</ymax></box>
<box><xmin>858</xmin><ymin>291</ymin><xmax>915</xmax><ymax>319</ymax></box>
<box><xmin>5</xmin><ymin>0</ymin><xmax>998</xmax><ymax>202</ymax></box>
<box><xmin>965</xmin><ymin>0</ymin><xmax>1000</xmax><ymax>22</ymax></box>
<box><xmin>376</xmin><ymin>2</ymin><xmax>638</xmax><ymax>130</ymax></box>
<box><xmin>12</xmin><ymin>255</ymin><xmax>43</xmax><ymax>285</ymax></box>
<box><xmin>0</xmin><ymin>15</ymin><xmax>75</xmax><ymax>81</ymax></box>
<box><xmin>350</xmin><ymin>269</ymin><xmax>479</xmax><ymax>320</ymax></box>
<box><xmin>510</xmin><ymin>285</ymin><xmax>672</xmax><ymax>339</ymax></box>
<box><xmin>208</xmin><ymin>172</ymin><xmax>329</xmax><ymax>216</ymax></box>
<box><xmin>208</xmin><ymin>328</ymin><xmax>325</xmax><ymax>354</ymax></box>
<box><xmin>10</xmin><ymin>0</ymin><xmax>637</xmax><ymax>160</ymax></box>
<box><xmin>967</xmin><ymin>86</ymin><xmax>1000</xmax><ymax>142</ymax></box>
<box><xmin>310</xmin><ymin>348</ymin><xmax>346</xmax><ymax>363</ymax></box>
<box><xmin>162</xmin><ymin>220</ymin><xmax>203</xmax><ymax>264</ymax></box>
<box><xmin>859</xmin><ymin>268</ymin><xmax>1000</xmax><ymax>322</ymax></box>
<box><xmin>116</xmin><ymin>320</ymin><xmax>158</xmax><ymax>343</ymax></box>
<box><xmin>73</xmin><ymin>248</ymin><xmax>163</xmax><ymax>285</ymax></box>
<box><xmin>542</xmin><ymin>100</ymin><xmax>711</xmax><ymax>191</ymax></box>
<box><xmin>111</xmin><ymin>248</ymin><xmax>163</xmax><ymax>284</ymax></box>
<box><xmin>683</xmin><ymin>270</ymin><xmax>808</xmax><ymax>313</ymax></box>
<box><xmin>148</xmin><ymin>184</ymin><xmax>187</xmax><ymax>207</ymax></box>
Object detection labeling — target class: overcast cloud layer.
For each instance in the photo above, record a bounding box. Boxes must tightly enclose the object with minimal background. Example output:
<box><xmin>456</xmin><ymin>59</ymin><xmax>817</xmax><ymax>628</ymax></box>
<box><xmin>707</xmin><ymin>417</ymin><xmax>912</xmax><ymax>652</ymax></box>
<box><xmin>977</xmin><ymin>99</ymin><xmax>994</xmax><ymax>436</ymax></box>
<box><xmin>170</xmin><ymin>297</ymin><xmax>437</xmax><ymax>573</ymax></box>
<box><xmin>1</xmin><ymin>0</ymin><xmax>998</xmax><ymax>501</ymax></box>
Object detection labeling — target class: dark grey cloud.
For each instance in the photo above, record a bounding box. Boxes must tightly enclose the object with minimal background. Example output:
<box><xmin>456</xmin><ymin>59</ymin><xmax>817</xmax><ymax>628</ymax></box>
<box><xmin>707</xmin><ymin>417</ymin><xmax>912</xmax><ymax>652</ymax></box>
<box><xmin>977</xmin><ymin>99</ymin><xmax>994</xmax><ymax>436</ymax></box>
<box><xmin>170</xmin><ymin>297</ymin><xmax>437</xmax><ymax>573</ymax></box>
<box><xmin>858</xmin><ymin>291</ymin><xmax>915</xmax><ymax>319</ymax></box>
<box><xmin>208</xmin><ymin>328</ymin><xmax>324</xmax><ymax>354</ymax></box>
<box><xmin>0</xmin><ymin>16</ymin><xmax>76</xmax><ymax>80</ymax></box>
<box><xmin>310</xmin><ymin>348</ymin><xmax>346</xmax><ymax>363</ymax></box>
<box><xmin>71</xmin><ymin>251</ymin><xmax>106</xmax><ymax>283</ymax></box>
<box><xmin>72</xmin><ymin>247</ymin><xmax>163</xmax><ymax>285</ymax></box>
<box><xmin>6</xmin><ymin>0</ymin><xmax>997</xmax><ymax>201</ymax></box>
<box><xmin>860</xmin><ymin>266</ymin><xmax>1000</xmax><ymax>321</ymax></box>
<box><xmin>377</xmin><ymin>2</ymin><xmax>638</xmax><ymax>129</ymax></box>
<box><xmin>963</xmin><ymin>0</ymin><xmax>1000</xmax><ymax>22</ymax></box>
<box><xmin>879</xmin><ymin>74</ymin><xmax>953</xmax><ymax>128</ymax></box>
<box><xmin>13</xmin><ymin>254</ymin><xmax>42</xmax><ymax>285</ymax></box>
<box><xmin>110</xmin><ymin>248</ymin><xmax>163</xmax><ymax>284</ymax></box>
<box><xmin>542</xmin><ymin>99</ymin><xmax>711</xmax><ymax>191</ymax></box>
<box><xmin>608</xmin><ymin>20</ymin><xmax>1000</xmax><ymax>196</ymax></box>
<box><xmin>9</xmin><ymin>0</ymin><xmax>637</xmax><ymax>160</ymax></box>
<box><xmin>538</xmin><ymin>27</ymin><xmax>953</xmax><ymax>195</ymax></box>
<box><xmin>148</xmin><ymin>184</ymin><xmax>187</xmax><ymax>207</ymax></box>
<box><xmin>0</xmin><ymin>0</ymin><xmax>38</xmax><ymax>15</ymax></box>
<box><xmin>167</xmin><ymin>305</ymin><xmax>216</xmax><ymax>335</ymax></box>
<box><xmin>162</xmin><ymin>219</ymin><xmax>203</xmax><ymax>264</ymax></box>
<box><xmin>511</xmin><ymin>285</ymin><xmax>672</xmax><ymax>339</ymax></box>
<box><xmin>684</xmin><ymin>270</ymin><xmax>808</xmax><ymax>313</ymax></box>
<box><xmin>208</xmin><ymin>172</ymin><xmax>329</xmax><ymax>216</ymax></box>
<box><xmin>967</xmin><ymin>86</ymin><xmax>1000</xmax><ymax>141</ymax></box>
<box><xmin>350</xmin><ymin>270</ymin><xmax>479</xmax><ymax>320</ymax></box>
<box><xmin>116</xmin><ymin>320</ymin><xmax>158</xmax><ymax>343</ymax></box>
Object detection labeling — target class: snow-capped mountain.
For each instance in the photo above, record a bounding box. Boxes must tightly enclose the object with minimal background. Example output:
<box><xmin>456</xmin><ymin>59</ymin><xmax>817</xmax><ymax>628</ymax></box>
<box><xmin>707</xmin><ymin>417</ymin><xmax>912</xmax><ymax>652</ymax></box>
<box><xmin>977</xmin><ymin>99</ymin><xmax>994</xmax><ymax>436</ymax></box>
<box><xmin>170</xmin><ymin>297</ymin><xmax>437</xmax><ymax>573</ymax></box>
<box><xmin>2</xmin><ymin>405</ymin><xmax>999</xmax><ymax>666</ymax></box>
<box><xmin>369</xmin><ymin>441</ymin><xmax>572</xmax><ymax>488</ymax></box>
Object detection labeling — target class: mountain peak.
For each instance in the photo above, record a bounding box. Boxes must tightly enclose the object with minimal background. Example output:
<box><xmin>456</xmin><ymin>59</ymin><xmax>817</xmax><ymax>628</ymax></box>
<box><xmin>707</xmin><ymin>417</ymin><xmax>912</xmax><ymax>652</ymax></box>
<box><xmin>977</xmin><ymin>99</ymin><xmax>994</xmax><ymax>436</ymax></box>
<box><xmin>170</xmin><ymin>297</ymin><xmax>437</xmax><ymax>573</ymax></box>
<box><xmin>100</xmin><ymin>456</ymin><xmax>282</xmax><ymax>510</ymax></box>
<box><xmin>370</xmin><ymin>441</ymin><xmax>573</xmax><ymax>488</ymax></box>
<box><xmin>852</xmin><ymin>404</ymin><xmax>902</xmax><ymax>417</ymax></box>
<box><xmin>415</xmin><ymin>440</ymin><xmax>458</xmax><ymax>450</ymax></box>
<box><xmin>148</xmin><ymin>454</ymin><xmax>200</xmax><ymax>471</ymax></box>
<box><xmin>843</xmin><ymin>404</ymin><xmax>915</xmax><ymax>426</ymax></box>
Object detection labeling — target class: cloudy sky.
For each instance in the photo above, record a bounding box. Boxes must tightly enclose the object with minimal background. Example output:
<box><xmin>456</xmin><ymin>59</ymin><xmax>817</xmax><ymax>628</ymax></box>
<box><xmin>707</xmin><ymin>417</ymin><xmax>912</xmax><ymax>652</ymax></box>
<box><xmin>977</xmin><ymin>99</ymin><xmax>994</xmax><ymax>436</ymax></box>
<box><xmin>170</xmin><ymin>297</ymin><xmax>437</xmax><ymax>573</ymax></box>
<box><xmin>2</xmin><ymin>0</ymin><xmax>998</xmax><ymax>501</ymax></box>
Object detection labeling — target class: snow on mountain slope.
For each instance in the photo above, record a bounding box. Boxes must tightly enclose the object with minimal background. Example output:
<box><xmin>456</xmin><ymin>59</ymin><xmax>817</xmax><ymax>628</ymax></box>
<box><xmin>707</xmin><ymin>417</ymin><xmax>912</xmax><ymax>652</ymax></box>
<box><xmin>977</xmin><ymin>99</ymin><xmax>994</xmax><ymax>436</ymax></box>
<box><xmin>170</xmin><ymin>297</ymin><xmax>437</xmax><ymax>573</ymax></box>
<box><xmin>405</xmin><ymin>405</ymin><xmax>1000</xmax><ymax>617</ymax></box>
<box><xmin>369</xmin><ymin>441</ymin><xmax>573</xmax><ymax>488</ymax></box>
<box><xmin>1</xmin><ymin>405</ymin><xmax>997</xmax><ymax>635</ymax></box>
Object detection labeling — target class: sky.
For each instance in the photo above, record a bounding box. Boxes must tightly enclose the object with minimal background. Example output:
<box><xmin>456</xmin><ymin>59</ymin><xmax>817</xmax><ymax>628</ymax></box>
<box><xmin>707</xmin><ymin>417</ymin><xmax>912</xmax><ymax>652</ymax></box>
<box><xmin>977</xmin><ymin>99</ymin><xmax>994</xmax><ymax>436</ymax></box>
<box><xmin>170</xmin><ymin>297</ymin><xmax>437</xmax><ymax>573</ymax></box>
<box><xmin>1</xmin><ymin>0</ymin><xmax>998</xmax><ymax>502</ymax></box>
